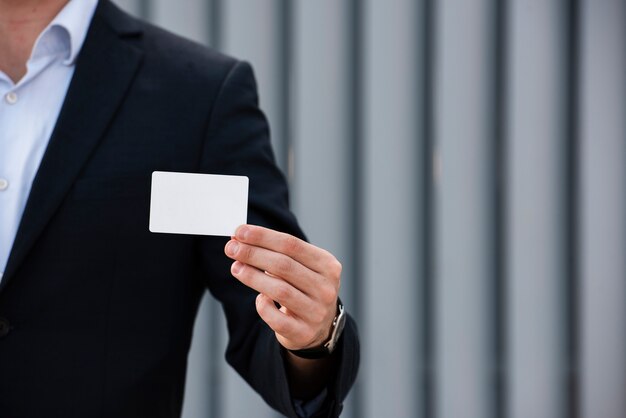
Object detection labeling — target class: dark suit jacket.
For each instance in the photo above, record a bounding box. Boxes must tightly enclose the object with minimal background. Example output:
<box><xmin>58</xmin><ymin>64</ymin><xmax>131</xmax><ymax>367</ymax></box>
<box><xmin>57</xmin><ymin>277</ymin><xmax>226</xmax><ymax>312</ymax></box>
<box><xmin>0</xmin><ymin>1</ymin><xmax>359</xmax><ymax>417</ymax></box>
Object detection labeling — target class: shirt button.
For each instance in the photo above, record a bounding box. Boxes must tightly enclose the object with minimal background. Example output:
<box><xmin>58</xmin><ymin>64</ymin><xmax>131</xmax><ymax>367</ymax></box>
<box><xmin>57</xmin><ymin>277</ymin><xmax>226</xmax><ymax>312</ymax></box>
<box><xmin>5</xmin><ymin>91</ymin><xmax>18</xmax><ymax>104</ymax></box>
<box><xmin>0</xmin><ymin>178</ymin><xmax>8</xmax><ymax>190</ymax></box>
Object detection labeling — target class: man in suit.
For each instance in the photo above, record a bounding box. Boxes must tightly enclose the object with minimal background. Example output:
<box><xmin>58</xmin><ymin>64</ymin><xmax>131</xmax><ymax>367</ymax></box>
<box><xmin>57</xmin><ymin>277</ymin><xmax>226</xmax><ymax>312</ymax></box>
<box><xmin>0</xmin><ymin>0</ymin><xmax>359</xmax><ymax>417</ymax></box>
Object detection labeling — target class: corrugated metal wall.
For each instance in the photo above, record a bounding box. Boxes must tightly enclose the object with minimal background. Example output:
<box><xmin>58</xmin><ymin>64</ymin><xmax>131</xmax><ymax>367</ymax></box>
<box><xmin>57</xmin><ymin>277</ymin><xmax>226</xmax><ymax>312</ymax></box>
<box><xmin>111</xmin><ymin>1</ymin><xmax>626</xmax><ymax>417</ymax></box>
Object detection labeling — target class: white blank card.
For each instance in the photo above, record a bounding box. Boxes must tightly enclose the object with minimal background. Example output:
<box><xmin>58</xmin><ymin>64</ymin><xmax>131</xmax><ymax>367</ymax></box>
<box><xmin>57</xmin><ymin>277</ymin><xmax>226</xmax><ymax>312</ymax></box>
<box><xmin>149</xmin><ymin>171</ymin><xmax>249</xmax><ymax>237</ymax></box>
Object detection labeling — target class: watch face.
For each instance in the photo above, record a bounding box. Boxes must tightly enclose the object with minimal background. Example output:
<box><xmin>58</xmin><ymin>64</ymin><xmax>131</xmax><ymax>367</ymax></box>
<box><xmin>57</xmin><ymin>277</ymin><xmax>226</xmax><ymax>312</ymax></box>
<box><xmin>325</xmin><ymin>305</ymin><xmax>346</xmax><ymax>353</ymax></box>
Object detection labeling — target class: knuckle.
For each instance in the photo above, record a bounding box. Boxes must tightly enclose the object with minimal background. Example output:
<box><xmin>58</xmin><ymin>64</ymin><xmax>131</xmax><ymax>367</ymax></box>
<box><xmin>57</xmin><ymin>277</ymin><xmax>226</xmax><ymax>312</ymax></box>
<box><xmin>240</xmin><ymin>244</ymin><xmax>254</xmax><ymax>261</ymax></box>
<box><xmin>239</xmin><ymin>266</ymin><xmax>257</xmax><ymax>285</ymax></box>
<box><xmin>319</xmin><ymin>284</ymin><xmax>337</xmax><ymax>306</ymax></box>
<box><xmin>282</xmin><ymin>235</ymin><xmax>301</xmax><ymax>254</ymax></box>
<box><xmin>275</xmin><ymin>257</ymin><xmax>294</xmax><ymax>277</ymax></box>
<box><xmin>272</xmin><ymin>319</ymin><xmax>289</xmax><ymax>335</ymax></box>
<box><xmin>329</xmin><ymin>258</ymin><xmax>343</xmax><ymax>278</ymax></box>
<box><xmin>246</xmin><ymin>226</ymin><xmax>259</xmax><ymax>241</ymax></box>
<box><xmin>274</xmin><ymin>282</ymin><xmax>292</xmax><ymax>302</ymax></box>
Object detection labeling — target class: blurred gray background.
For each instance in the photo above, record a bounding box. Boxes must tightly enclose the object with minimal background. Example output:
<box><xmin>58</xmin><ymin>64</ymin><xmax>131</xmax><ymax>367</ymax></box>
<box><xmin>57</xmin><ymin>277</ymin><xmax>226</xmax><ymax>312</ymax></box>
<box><xmin>111</xmin><ymin>1</ymin><xmax>625</xmax><ymax>417</ymax></box>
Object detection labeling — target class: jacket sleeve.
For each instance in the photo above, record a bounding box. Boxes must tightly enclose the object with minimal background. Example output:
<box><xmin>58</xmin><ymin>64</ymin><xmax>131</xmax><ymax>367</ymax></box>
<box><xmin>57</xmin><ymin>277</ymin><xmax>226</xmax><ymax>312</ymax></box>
<box><xmin>196</xmin><ymin>60</ymin><xmax>360</xmax><ymax>417</ymax></box>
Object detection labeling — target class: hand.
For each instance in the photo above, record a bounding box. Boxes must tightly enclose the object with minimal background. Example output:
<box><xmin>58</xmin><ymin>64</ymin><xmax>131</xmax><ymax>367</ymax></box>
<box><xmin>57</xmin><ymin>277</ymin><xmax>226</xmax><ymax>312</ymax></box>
<box><xmin>224</xmin><ymin>224</ymin><xmax>341</xmax><ymax>351</ymax></box>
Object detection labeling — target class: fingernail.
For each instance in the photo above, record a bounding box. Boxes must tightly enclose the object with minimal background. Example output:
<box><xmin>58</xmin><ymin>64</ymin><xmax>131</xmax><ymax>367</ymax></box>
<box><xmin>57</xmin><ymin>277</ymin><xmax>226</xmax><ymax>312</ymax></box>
<box><xmin>231</xmin><ymin>261</ymin><xmax>243</xmax><ymax>275</ymax></box>
<box><xmin>236</xmin><ymin>225</ymin><xmax>250</xmax><ymax>240</ymax></box>
<box><xmin>226</xmin><ymin>241</ymin><xmax>239</xmax><ymax>256</ymax></box>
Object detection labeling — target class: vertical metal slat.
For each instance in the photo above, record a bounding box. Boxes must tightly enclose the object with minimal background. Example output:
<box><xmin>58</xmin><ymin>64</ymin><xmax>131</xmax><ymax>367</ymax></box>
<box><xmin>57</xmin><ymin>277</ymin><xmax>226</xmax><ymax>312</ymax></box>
<box><xmin>362</xmin><ymin>1</ymin><xmax>422</xmax><ymax>417</ymax></box>
<box><xmin>434</xmin><ymin>0</ymin><xmax>496</xmax><ymax>416</ymax></box>
<box><xmin>506</xmin><ymin>1</ymin><xmax>570</xmax><ymax>417</ymax></box>
<box><xmin>580</xmin><ymin>1</ymin><xmax>626</xmax><ymax>417</ymax></box>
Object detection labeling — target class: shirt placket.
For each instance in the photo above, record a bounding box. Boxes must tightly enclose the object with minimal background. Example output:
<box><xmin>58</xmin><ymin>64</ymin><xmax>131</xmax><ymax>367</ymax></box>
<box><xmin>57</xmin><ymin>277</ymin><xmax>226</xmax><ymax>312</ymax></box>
<box><xmin>0</xmin><ymin>39</ymin><xmax>65</xmax><ymax>274</ymax></box>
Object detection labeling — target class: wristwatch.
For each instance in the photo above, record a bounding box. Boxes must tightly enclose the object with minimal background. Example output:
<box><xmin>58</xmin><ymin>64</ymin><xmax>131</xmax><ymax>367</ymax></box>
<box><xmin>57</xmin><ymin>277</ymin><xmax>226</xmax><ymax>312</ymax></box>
<box><xmin>289</xmin><ymin>303</ymin><xmax>346</xmax><ymax>359</ymax></box>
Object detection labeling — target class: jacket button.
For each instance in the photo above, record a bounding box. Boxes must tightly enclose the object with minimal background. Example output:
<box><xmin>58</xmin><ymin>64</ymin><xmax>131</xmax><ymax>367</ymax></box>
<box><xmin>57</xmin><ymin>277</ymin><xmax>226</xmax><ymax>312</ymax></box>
<box><xmin>0</xmin><ymin>317</ymin><xmax>10</xmax><ymax>338</ymax></box>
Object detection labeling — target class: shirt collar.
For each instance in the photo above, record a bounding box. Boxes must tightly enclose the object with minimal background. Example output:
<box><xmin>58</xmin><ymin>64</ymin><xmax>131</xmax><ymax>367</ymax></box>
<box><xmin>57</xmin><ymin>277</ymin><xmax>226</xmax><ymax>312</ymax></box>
<box><xmin>31</xmin><ymin>0</ymin><xmax>99</xmax><ymax>66</ymax></box>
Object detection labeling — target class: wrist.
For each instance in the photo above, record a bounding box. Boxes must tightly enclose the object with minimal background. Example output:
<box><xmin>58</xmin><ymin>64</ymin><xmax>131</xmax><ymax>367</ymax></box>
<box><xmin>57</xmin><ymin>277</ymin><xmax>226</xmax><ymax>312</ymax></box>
<box><xmin>289</xmin><ymin>302</ymin><xmax>346</xmax><ymax>360</ymax></box>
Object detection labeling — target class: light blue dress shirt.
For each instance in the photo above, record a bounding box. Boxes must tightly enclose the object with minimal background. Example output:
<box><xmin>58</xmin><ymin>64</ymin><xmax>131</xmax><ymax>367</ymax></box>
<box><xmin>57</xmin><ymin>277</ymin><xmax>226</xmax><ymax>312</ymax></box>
<box><xmin>0</xmin><ymin>0</ymin><xmax>98</xmax><ymax>280</ymax></box>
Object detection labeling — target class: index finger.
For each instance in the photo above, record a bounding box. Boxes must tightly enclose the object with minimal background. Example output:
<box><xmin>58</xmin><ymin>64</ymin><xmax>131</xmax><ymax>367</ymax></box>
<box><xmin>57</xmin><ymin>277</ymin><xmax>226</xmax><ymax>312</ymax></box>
<box><xmin>233</xmin><ymin>225</ymin><xmax>340</xmax><ymax>277</ymax></box>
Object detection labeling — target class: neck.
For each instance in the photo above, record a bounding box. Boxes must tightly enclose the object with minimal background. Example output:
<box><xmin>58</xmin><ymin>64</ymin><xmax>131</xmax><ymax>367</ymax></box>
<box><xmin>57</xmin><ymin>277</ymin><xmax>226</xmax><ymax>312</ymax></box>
<box><xmin>0</xmin><ymin>0</ymin><xmax>69</xmax><ymax>83</ymax></box>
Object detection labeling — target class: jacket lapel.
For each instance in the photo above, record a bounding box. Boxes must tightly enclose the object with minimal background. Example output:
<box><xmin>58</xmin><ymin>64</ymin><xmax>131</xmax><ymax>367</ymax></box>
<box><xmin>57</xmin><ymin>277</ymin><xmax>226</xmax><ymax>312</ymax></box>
<box><xmin>0</xmin><ymin>1</ymin><xmax>144</xmax><ymax>290</ymax></box>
